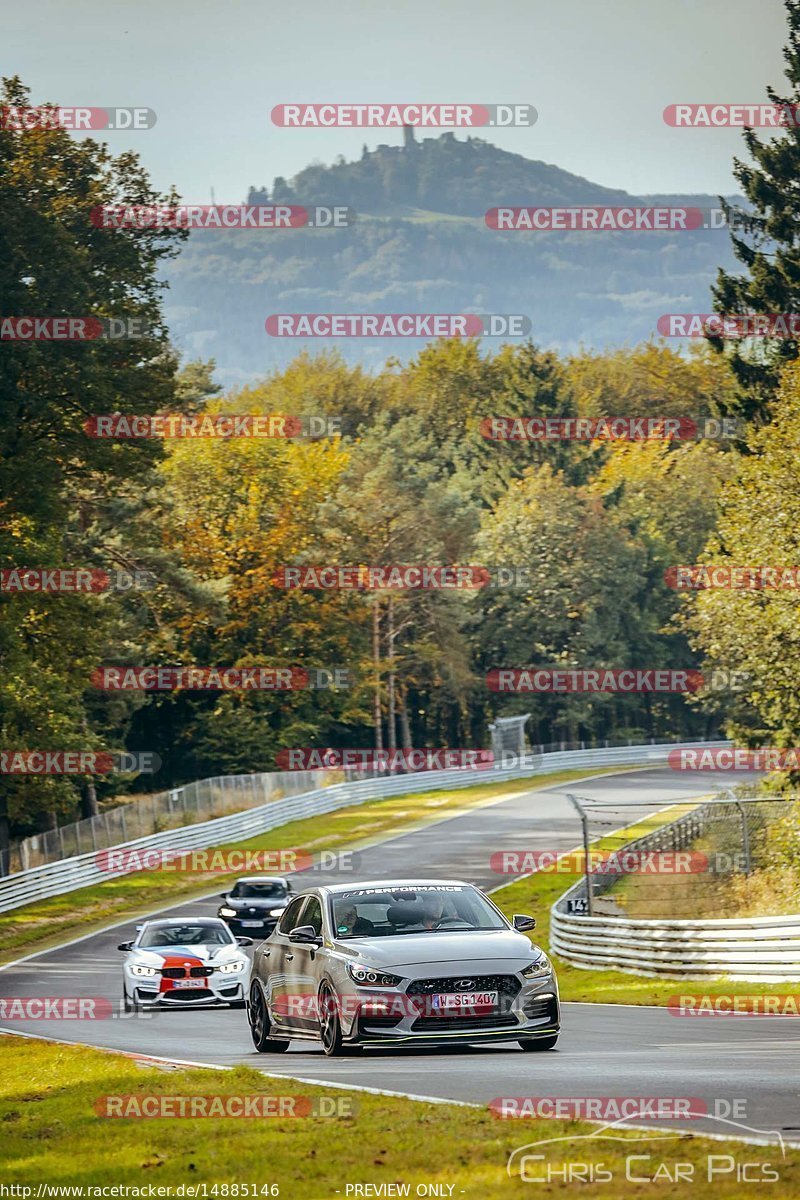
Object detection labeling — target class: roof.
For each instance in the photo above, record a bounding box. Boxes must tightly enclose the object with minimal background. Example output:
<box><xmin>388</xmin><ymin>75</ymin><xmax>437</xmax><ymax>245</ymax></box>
<box><xmin>230</xmin><ymin>875</ymin><xmax>289</xmax><ymax>882</ymax></box>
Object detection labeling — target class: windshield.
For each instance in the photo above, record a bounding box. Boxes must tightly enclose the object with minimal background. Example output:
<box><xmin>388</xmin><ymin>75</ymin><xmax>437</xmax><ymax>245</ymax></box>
<box><xmin>230</xmin><ymin>881</ymin><xmax>288</xmax><ymax>899</ymax></box>
<box><xmin>139</xmin><ymin>923</ymin><xmax>235</xmax><ymax>948</ymax></box>
<box><xmin>330</xmin><ymin>886</ymin><xmax>507</xmax><ymax>939</ymax></box>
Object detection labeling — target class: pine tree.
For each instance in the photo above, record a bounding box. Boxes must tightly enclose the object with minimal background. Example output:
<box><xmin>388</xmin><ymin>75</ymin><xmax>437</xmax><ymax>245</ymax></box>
<box><xmin>711</xmin><ymin>0</ymin><xmax>800</xmax><ymax>425</ymax></box>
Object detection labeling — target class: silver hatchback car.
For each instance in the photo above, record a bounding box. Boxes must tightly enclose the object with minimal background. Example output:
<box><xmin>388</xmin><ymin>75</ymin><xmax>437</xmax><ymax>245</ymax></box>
<box><xmin>246</xmin><ymin>878</ymin><xmax>559</xmax><ymax>1056</ymax></box>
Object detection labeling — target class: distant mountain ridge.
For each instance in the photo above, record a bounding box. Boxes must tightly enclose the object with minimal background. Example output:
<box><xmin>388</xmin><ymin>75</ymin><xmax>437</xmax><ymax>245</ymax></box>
<box><xmin>164</xmin><ymin>133</ymin><xmax>742</xmax><ymax>385</ymax></box>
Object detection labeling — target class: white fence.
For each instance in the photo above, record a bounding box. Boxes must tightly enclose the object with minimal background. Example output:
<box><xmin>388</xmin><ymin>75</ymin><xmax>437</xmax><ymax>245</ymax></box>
<box><xmin>0</xmin><ymin>740</ymin><xmax>718</xmax><ymax>914</ymax></box>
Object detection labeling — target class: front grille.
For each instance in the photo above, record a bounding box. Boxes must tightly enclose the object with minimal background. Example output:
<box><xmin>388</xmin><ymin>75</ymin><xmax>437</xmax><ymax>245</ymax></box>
<box><xmin>412</xmin><ymin>1013</ymin><xmax>518</xmax><ymax>1032</ymax></box>
<box><xmin>159</xmin><ymin>965</ymin><xmax>213</xmax><ymax>978</ymax></box>
<box><xmin>162</xmin><ymin>988</ymin><xmax>211</xmax><ymax>1002</ymax></box>
<box><xmin>407</xmin><ymin>974</ymin><xmax>520</xmax><ymax>999</ymax></box>
<box><xmin>405</xmin><ymin>975</ymin><xmax>521</xmax><ymax>1031</ymax></box>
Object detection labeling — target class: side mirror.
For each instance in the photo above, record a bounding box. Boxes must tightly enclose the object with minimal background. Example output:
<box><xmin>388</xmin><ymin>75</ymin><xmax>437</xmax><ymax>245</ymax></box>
<box><xmin>117</xmin><ymin>941</ymin><xmax>134</xmax><ymax>951</ymax></box>
<box><xmin>289</xmin><ymin>924</ymin><xmax>322</xmax><ymax>946</ymax></box>
<box><xmin>236</xmin><ymin>936</ymin><xmax>254</xmax><ymax>947</ymax></box>
<box><xmin>220</xmin><ymin>893</ymin><xmax>228</xmax><ymax>900</ymax></box>
<box><xmin>513</xmin><ymin>914</ymin><xmax>536</xmax><ymax>932</ymax></box>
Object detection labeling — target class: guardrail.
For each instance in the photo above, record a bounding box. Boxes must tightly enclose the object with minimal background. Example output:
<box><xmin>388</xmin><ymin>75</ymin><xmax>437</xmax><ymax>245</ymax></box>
<box><xmin>9</xmin><ymin>768</ymin><xmax>337</xmax><ymax>874</ymax></box>
<box><xmin>0</xmin><ymin>740</ymin><xmax>722</xmax><ymax>914</ymax></box>
<box><xmin>551</xmin><ymin>798</ymin><xmax>800</xmax><ymax>981</ymax></box>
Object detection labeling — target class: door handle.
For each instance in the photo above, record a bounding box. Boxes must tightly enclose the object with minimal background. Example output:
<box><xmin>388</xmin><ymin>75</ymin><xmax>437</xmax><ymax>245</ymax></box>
<box><xmin>286</xmin><ymin>953</ymin><xmax>294</xmax><ymax>961</ymax></box>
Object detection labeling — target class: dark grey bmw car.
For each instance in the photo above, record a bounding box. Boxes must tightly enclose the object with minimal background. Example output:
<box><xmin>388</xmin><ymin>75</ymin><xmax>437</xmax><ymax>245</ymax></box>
<box><xmin>246</xmin><ymin>878</ymin><xmax>559</xmax><ymax>1056</ymax></box>
<box><xmin>217</xmin><ymin>876</ymin><xmax>292</xmax><ymax>939</ymax></box>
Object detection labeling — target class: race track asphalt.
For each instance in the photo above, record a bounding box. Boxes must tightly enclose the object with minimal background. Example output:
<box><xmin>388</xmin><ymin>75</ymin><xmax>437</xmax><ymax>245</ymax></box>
<box><xmin>2</xmin><ymin>766</ymin><xmax>798</xmax><ymax>1147</ymax></box>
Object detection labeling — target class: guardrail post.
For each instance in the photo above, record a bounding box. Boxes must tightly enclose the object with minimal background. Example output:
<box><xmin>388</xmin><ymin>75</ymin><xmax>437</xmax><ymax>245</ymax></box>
<box><xmin>565</xmin><ymin>793</ymin><xmax>593</xmax><ymax>916</ymax></box>
<box><xmin>732</xmin><ymin>796</ymin><xmax>752</xmax><ymax>876</ymax></box>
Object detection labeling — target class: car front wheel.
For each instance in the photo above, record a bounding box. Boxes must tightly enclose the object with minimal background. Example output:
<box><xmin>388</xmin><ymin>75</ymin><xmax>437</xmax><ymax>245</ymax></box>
<box><xmin>318</xmin><ymin>982</ymin><xmax>346</xmax><ymax>1056</ymax></box>
<box><xmin>248</xmin><ymin>983</ymin><xmax>290</xmax><ymax>1053</ymax></box>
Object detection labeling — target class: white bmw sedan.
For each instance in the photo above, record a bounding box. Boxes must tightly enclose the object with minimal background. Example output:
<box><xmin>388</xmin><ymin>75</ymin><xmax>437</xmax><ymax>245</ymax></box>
<box><xmin>119</xmin><ymin>917</ymin><xmax>252</xmax><ymax>1010</ymax></box>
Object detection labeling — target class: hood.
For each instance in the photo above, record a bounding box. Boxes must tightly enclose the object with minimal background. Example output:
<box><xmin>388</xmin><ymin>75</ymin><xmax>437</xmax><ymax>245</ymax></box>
<box><xmin>338</xmin><ymin>928</ymin><xmax>541</xmax><ymax>970</ymax></box>
<box><xmin>137</xmin><ymin>943</ymin><xmax>238</xmax><ymax>964</ymax></box>
<box><xmin>225</xmin><ymin>897</ymin><xmax>288</xmax><ymax>911</ymax></box>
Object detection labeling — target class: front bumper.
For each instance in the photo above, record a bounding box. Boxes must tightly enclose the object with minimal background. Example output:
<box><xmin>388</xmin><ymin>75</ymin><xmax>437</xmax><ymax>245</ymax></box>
<box><xmin>125</xmin><ymin>972</ymin><xmax>248</xmax><ymax>1007</ymax></box>
<box><xmin>222</xmin><ymin>915</ymin><xmax>280</xmax><ymax>939</ymax></box>
<box><xmin>344</xmin><ymin>975</ymin><xmax>559</xmax><ymax>1046</ymax></box>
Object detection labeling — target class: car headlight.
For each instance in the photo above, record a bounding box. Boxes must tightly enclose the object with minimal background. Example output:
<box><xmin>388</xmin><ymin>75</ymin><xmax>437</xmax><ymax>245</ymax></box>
<box><xmin>521</xmin><ymin>954</ymin><xmax>551</xmax><ymax>979</ymax></box>
<box><xmin>219</xmin><ymin>906</ymin><xmax>237</xmax><ymax>918</ymax></box>
<box><xmin>218</xmin><ymin>959</ymin><xmax>248</xmax><ymax>974</ymax></box>
<box><xmin>269</xmin><ymin>907</ymin><xmax>286</xmax><ymax>917</ymax></box>
<box><xmin>131</xmin><ymin>964</ymin><xmax>158</xmax><ymax>977</ymax></box>
<box><xmin>346</xmin><ymin>964</ymin><xmax>403</xmax><ymax>987</ymax></box>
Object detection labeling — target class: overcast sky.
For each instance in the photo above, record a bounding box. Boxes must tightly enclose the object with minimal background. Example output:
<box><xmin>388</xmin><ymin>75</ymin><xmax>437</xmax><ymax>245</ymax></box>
<box><xmin>4</xmin><ymin>0</ymin><xmax>789</xmax><ymax>202</ymax></box>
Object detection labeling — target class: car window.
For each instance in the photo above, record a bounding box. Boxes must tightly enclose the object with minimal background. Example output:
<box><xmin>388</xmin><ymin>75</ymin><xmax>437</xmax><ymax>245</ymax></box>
<box><xmin>139</xmin><ymin>923</ymin><xmax>234</xmax><ymax>948</ymax></box>
<box><xmin>278</xmin><ymin>896</ymin><xmax>306</xmax><ymax>934</ymax></box>
<box><xmin>301</xmin><ymin>896</ymin><xmax>323</xmax><ymax>936</ymax></box>
<box><xmin>330</xmin><ymin>886</ymin><xmax>507</xmax><ymax>938</ymax></box>
<box><xmin>230</xmin><ymin>881</ymin><xmax>288</xmax><ymax>899</ymax></box>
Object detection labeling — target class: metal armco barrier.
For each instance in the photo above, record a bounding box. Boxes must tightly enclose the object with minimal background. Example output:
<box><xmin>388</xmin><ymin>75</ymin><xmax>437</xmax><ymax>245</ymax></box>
<box><xmin>550</xmin><ymin>910</ymin><xmax>800</xmax><ymax>982</ymax></box>
<box><xmin>551</xmin><ymin>798</ymin><xmax>800</xmax><ymax>982</ymax></box>
<box><xmin>0</xmin><ymin>741</ymin><xmax>722</xmax><ymax>913</ymax></box>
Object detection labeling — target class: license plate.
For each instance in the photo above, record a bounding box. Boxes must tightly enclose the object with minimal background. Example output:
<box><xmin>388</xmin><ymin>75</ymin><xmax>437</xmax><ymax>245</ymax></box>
<box><xmin>241</xmin><ymin>920</ymin><xmax>263</xmax><ymax>928</ymax></box>
<box><xmin>431</xmin><ymin>991</ymin><xmax>498</xmax><ymax>1010</ymax></box>
<box><xmin>172</xmin><ymin>979</ymin><xmax>206</xmax><ymax>990</ymax></box>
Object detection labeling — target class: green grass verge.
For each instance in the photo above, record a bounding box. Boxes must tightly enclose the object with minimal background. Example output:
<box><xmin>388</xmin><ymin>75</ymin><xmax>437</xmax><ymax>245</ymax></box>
<box><xmin>0</xmin><ymin>1034</ymin><xmax>794</xmax><ymax>1196</ymax></box>
<box><xmin>0</xmin><ymin>767</ymin><xmax>626</xmax><ymax>965</ymax></box>
<box><xmin>490</xmin><ymin>805</ymin><xmax>797</xmax><ymax>1005</ymax></box>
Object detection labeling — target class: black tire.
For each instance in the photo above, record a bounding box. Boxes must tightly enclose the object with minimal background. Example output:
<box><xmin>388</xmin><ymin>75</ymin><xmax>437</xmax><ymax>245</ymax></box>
<box><xmin>318</xmin><ymin>982</ymin><xmax>346</xmax><ymax>1057</ymax></box>
<box><xmin>248</xmin><ymin>983</ymin><xmax>290</xmax><ymax>1053</ymax></box>
<box><xmin>122</xmin><ymin>987</ymin><xmax>138</xmax><ymax>1013</ymax></box>
<box><xmin>518</xmin><ymin>1034</ymin><xmax>559</xmax><ymax>1051</ymax></box>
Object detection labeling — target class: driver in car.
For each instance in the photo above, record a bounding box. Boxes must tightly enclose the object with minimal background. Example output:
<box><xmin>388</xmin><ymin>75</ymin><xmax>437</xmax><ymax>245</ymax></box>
<box><xmin>336</xmin><ymin>905</ymin><xmax>374</xmax><ymax>937</ymax></box>
<box><xmin>421</xmin><ymin>898</ymin><xmax>458</xmax><ymax>929</ymax></box>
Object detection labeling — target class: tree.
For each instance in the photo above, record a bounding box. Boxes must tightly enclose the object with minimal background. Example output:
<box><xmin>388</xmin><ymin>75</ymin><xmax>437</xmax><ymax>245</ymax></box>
<box><xmin>710</xmin><ymin>0</ymin><xmax>800</xmax><ymax>423</ymax></box>
<box><xmin>0</xmin><ymin>75</ymin><xmax>187</xmax><ymax>857</ymax></box>
<box><xmin>151</xmin><ymin>382</ymin><xmax>360</xmax><ymax>779</ymax></box>
<box><xmin>684</xmin><ymin>360</ymin><xmax>800</xmax><ymax>751</ymax></box>
<box><xmin>320</xmin><ymin>411</ymin><xmax>479</xmax><ymax>753</ymax></box>
<box><xmin>474</xmin><ymin>466</ymin><xmax>653</xmax><ymax>744</ymax></box>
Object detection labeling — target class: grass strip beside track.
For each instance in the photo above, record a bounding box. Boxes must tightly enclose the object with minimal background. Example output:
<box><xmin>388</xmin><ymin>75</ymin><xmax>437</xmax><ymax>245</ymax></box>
<box><xmin>0</xmin><ymin>1033</ymin><xmax>794</xmax><ymax>1196</ymax></box>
